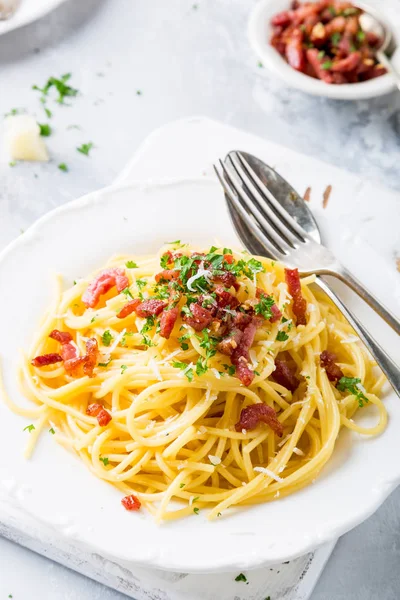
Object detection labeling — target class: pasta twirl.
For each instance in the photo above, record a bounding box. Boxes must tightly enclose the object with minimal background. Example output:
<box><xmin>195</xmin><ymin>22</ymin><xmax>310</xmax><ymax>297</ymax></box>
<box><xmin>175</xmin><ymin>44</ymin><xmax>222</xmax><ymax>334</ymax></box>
<box><xmin>3</xmin><ymin>244</ymin><xmax>386</xmax><ymax>521</ymax></box>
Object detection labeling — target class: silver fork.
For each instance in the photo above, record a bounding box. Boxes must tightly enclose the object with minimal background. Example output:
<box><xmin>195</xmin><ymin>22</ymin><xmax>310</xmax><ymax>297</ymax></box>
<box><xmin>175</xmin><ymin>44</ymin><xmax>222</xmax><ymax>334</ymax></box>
<box><xmin>214</xmin><ymin>152</ymin><xmax>400</xmax><ymax>397</ymax></box>
<box><xmin>216</xmin><ymin>151</ymin><xmax>400</xmax><ymax>335</ymax></box>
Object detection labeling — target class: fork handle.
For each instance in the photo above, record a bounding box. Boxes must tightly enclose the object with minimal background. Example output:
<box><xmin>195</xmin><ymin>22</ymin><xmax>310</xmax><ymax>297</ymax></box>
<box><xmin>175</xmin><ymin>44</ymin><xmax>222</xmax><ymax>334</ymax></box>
<box><xmin>316</xmin><ymin>276</ymin><xmax>400</xmax><ymax>398</ymax></box>
<box><xmin>329</xmin><ymin>266</ymin><xmax>400</xmax><ymax>336</ymax></box>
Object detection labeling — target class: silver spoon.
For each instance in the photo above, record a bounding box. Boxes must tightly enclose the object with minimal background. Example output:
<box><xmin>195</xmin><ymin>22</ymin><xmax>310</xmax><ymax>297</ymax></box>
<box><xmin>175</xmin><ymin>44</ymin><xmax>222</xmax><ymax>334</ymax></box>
<box><xmin>357</xmin><ymin>2</ymin><xmax>400</xmax><ymax>91</ymax></box>
<box><xmin>223</xmin><ymin>151</ymin><xmax>400</xmax><ymax>397</ymax></box>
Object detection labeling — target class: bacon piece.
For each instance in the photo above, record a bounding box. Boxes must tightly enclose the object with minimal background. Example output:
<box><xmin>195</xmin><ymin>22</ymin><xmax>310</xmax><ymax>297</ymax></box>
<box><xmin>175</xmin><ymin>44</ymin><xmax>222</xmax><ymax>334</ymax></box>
<box><xmin>271</xmin><ymin>10</ymin><xmax>292</xmax><ymax>27</ymax></box>
<box><xmin>332</xmin><ymin>51</ymin><xmax>361</xmax><ymax>72</ymax></box>
<box><xmin>284</xmin><ymin>268</ymin><xmax>307</xmax><ymax>326</ymax></box>
<box><xmin>231</xmin><ymin>317</ymin><xmax>262</xmax><ymax>386</ymax></box>
<box><xmin>135</xmin><ymin>299</ymin><xmax>167</xmax><ymax>318</ymax></box>
<box><xmin>31</xmin><ymin>353</ymin><xmax>62</xmax><ymax>367</ymax></box>
<box><xmin>183</xmin><ymin>303</ymin><xmax>213</xmax><ymax>331</ymax></box>
<box><xmin>86</xmin><ymin>402</ymin><xmax>112</xmax><ymax>426</ymax></box>
<box><xmin>155</xmin><ymin>269</ymin><xmax>180</xmax><ymax>283</ymax></box>
<box><xmin>49</xmin><ymin>330</ymin><xmax>72</xmax><ymax>344</ymax></box>
<box><xmin>325</xmin><ymin>16</ymin><xmax>347</xmax><ymax>36</ymax></box>
<box><xmin>82</xmin><ymin>268</ymin><xmax>129</xmax><ymax>308</ymax></box>
<box><xmin>320</xmin><ymin>350</ymin><xmax>344</xmax><ymax>382</ymax></box>
<box><xmin>217</xmin><ymin>328</ymin><xmax>243</xmax><ymax>356</ymax></box>
<box><xmin>214</xmin><ymin>286</ymin><xmax>240</xmax><ymax>310</ymax></box>
<box><xmin>271</xmin><ymin>303</ymin><xmax>283</xmax><ymax>323</ymax></box>
<box><xmin>121</xmin><ymin>494</ymin><xmax>141</xmax><ymax>511</ymax></box>
<box><xmin>362</xmin><ymin>64</ymin><xmax>386</xmax><ymax>80</ymax></box>
<box><xmin>117</xmin><ymin>299</ymin><xmax>141</xmax><ymax>319</ymax></box>
<box><xmin>212</xmin><ymin>271</ymin><xmax>237</xmax><ymax>289</ymax></box>
<box><xmin>159</xmin><ymin>306</ymin><xmax>179</xmax><ymax>339</ymax></box>
<box><xmin>306</xmin><ymin>48</ymin><xmax>334</xmax><ymax>83</ymax></box>
<box><xmin>235</xmin><ymin>404</ymin><xmax>283</xmax><ymax>437</ymax></box>
<box><xmin>286</xmin><ymin>29</ymin><xmax>306</xmax><ymax>72</ymax></box>
<box><xmin>273</xmin><ymin>360</ymin><xmax>299</xmax><ymax>392</ymax></box>
<box><xmin>233</xmin><ymin>312</ymin><xmax>253</xmax><ymax>330</ymax></box>
<box><xmin>64</xmin><ymin>338</ymin><xmax>99</xmax><ymax>378</ymax></box>
<box><xmin>60</xmin><ymin>343</ymin><xmax>78</xmax><ymax>361</ymax></box>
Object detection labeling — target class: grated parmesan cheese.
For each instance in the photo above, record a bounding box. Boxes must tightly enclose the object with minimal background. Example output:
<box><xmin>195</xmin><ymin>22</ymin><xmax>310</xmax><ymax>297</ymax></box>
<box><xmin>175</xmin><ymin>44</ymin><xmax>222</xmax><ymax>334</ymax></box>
<box><xmin>197</xmin><ymin>426</ymin><xmax>207</xmax><ymax>435</ymax></box>
<box><xmin>148</xmin><ymin>358</ymin><xmax>162</xmax><ymax>381</ymax></box>
<box><xmin>278</xmin><ymin>433</ymin><xmax>291</xmax><ymax>447</ymax></box>
<box><xmin>307</xmin><ymin>303</ymin><xmax>316</xmax><ymax>312</ymax></box>
<box><xmin>108</xmin><ymin>328</ymin><xmax>126</xmax><ymax>353</ymax></box>
<box><xmin>340</xmin><ymin>335</ymin><xmax>359</xmax><ymax>344</ymax></box>
<box><xmin>212</xmin><ymin>368</ymin><xmax>221</xmax><ymax>379</ymax></box>
<box><xmin>274</xmin><ymin>490</ymin><xmax>280</xmax><ymax>498</ymax></box>
<box><xmin>293</xmin><ymin>447</ymin><xmax>305</xmax><ymax>456</ymax></box>
<box><xmin>208</xmin><ymin>455</ymin><xmax>221</xmax><ymax>466</ymax></box>
<box><xmin>187</xmin><ymin>268</ymin><xmax>212</xmax><ymax>292</ymax></box>
<box><xmin>254</xmin><ymin>466</ymin><xmax>283</xmax><ymax>482</ymax></box>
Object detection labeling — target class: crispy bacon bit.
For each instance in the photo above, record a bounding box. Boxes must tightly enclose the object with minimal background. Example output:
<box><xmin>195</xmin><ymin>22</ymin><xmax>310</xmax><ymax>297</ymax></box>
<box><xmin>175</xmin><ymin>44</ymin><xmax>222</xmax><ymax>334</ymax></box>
<box><xmin>121</xmin><ymin>494</ymin><xmax>141</xmax><ymax>511</ymax></box>
<box><xmin>304</xmin><ymin>186</ymin><xmax>311</xmax><ymax>202</ymax></box>
<box><xmin>82</xmin><ymin>268</ymin><xmax>129</xmax><ymax>308</ymax></box>
<box><xmin>135</xmin><ymin>299</ymin><xmax>167</xmax><ymax>318</ymax></box>
<box><xmin>322</xmin><ymin>184</ymin><xmax>332</xmax><ymax>209</ymax></box>
<box><xmin>217</xmin><ymin>328</ymin><xmax>243</xmax><ymax>356</ymax></box>
<box><xmin>331</xmin><ymin>51</ymin><xmax>361</xmax><ymax>72</ymax></box>
<box><xmin>49</xmin><ymin>330</ymin><xmax>72</xmax><ymax>344</ymax></box>
<box><xmin>271</xmin><ymin>10</ymin><xmax>292</xmax><ymax>27</ymax></box>
<box><xmin>270</xmin><ymin>303</ymin><xmax>283</xmax><ymax>323</ymax></box>
<box><xmin>212</xmin><ymin>271</ymin><xmax>237</xmax><ymax>289</ymax></box>
<box><xmin>231</xmin><ymin>317</ymin><xmax>262</xmax><ymax>386</ymax></box>
<box><xmin>235</xmin><ymin>404</ymin><xmax>283</xmax><ymax>437</ymax></box>
<box><xmin>273</xmin><ymin>360</ymin><xmax>299</xmax><ymax>392</ymax></box>
<box><xmin>64</xmin><ymin>338</ymin><xmax>99</xmax><ymax>378</ymax></box>
<box><xmin>159</xmin><ymin>306</ymin><xmax>179</xmax><ymax>339</ymax></box>
<box><xmin>60</xmin><ymin>343</ymin><xmax>78</xmax><ymax>361</ymax></box>
<box><xmin>117</xmin><ymin>299</ymin><xmax>141</xmax><ymax>319</ymax></box>
<box><xmin>286</xmin><ymin>29</ymin><xmax>306</xmax><ymax>72</ymax></box>
<box><xmin>285</xmin><ymin>268</ymin><xmax>307</xmax><ymax>326</ymax></box>
<box><xmin>86</xmin><ymin>402</ymin><xmax>112</xmax><ymax>426</ymax></box>
<box><xmin>320</xmin><ymin>350</ymin><xmax>344</xmax><ymax>382</ymax></box>
<box><xmin>155</xmin><ymin>269</ymin><xmax>180</xmax><ymax>283</ymax></box>
<box><xmin>306</xmin><ymin>48</ymin><xmax>334</xmax><ymax>83</ymax></box>
<box><xmin>214</xmin><ymin>286</ymin><xmax>240</xmax><ymax>310</ymax></box>
<box><xmin>234</xmin><ymin>312</ymin><xmax>253</xmax><ymax>330</ymax></box>
<box><xmin>31</xmin><ymin>353</ymin><xmax>63</xmax><ymax>367</ymax></box>
<box><xmin>183</xmin><ymin>302</ymin><xmax>213</xmax><ymax>331</ymax></box>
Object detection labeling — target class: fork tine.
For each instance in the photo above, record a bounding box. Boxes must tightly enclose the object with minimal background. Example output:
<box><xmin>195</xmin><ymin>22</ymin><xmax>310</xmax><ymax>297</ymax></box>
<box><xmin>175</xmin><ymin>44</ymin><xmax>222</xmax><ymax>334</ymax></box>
<box><xmin>220</xmin><ymin>159</ymin><xmax>293</xmax><ymax>256</ymax></box>
<box><xmin>235</xmin><ymin>152</ymin><xmax>313</xmax><ymax>243</ymax></box>
<box><xmin>213</xmin><ymin>163</ymin><xmax>285</xmax><ymax>261</ymax></box>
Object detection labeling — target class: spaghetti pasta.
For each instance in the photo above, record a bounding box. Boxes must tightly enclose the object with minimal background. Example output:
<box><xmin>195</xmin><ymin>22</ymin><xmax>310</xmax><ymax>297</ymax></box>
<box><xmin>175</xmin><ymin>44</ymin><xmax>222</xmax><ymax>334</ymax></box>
<box><xmin>4</xmin><ymin>243</ymin><xmax>387</xmax><ymax>521</ymax></box>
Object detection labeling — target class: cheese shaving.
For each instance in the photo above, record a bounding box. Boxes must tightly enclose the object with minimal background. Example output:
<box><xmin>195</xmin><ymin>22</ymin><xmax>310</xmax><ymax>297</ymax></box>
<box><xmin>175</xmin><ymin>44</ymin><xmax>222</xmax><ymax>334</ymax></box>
<box><xmin>253</xmin><ymin>466</ymin><xmax>283</xmax><ymax>482</ymax></box>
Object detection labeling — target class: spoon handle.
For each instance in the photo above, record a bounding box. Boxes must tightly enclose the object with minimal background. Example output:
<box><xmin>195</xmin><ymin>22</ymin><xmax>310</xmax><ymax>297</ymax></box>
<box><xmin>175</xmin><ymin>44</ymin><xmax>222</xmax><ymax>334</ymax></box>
<box><xmin>376</xmin><ymin>50</ymin><xmax>400</xmax><ymax>92</ymax></box>
<box><xmin>316</xmin><ymin>276</ymin><xmax>400</xmax><ymax>398</ymax></box>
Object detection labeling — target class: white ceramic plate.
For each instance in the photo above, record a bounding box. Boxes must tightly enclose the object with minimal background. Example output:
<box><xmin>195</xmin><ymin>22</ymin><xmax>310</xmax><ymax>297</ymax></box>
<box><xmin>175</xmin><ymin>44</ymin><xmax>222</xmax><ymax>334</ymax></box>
<box><xmin>0</xmin><ymin>0</ymin><xmax>68</xmax><ymax>36</ymax></box>
<box><xmin>0</xmin><ymin>177</ymin><xmax>399</xmax><ymax>573</ymax></box>
<box><xmin>248</xmin><ymin>0</ymin><xmax>400</xmax><ymax>99</ymax></box>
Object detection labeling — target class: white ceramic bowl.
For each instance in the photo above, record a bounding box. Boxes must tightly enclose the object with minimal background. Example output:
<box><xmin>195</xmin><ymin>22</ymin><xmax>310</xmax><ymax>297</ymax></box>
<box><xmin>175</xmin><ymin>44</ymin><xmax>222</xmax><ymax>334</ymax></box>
<box><xmin>248</xmin><ymin>0</ymin><xmax>399</xmax><ymax>99</ymax></box>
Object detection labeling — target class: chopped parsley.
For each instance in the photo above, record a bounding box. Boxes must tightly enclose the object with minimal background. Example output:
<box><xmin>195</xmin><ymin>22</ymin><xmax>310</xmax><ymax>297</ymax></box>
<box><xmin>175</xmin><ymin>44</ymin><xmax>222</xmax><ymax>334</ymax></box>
<box><xmin>160</xmin><ymin>253</ymin><xmax>171</xmax><ymax>269</ymax></box>
<box><xmin>141</xmin><ymin>316</ymin><xmax>155</xmax><ymax>335</ymax></box>
<box><xmin>331</xmin><ymin>32</ymin><xmax>341</xmax><ymax>45</ymax></box>
<box><xmin>193</xmin><ymin>507</ymin><xmax>200</xmax><ymax>514</ymax></box>
<box><xmin>136</xmin><ymin>278</ymin><xmax>147</xmax><ymax>290</ymax></box>
<box><xmin>257</xmin><ymin>60</ymin><xmax>263</xmax><ymax>68</ymax></box>
<box><xmin>49</xmin><ymin>427</ymin><xmax>55</xmax><ymax>434</ymax></box>
<box><xmin>321</xmin><ymin>60</ymin><xmax>333</xmax><ymax>70</ymax></box>
<box><xmin>179</xmin><ymin>483</ymin><xmax>185</xmax><ymax>488</ymax></box>
<box><xmin>58</xmin><ymin>162</ymin><xmax>68</xmax><ymax>172</ymax></box>
<box><xmin>121</xmin><ymin>287</ymin><xmax>134</xmax><ymax>299</ymax></box>
<box><xmin>136</xmin><ymin>90</ymin><xmax>142</xmax><ymax>95</ymax></box>
<box><xmin>99</xmin><ymin>456</ymin><xmax>109</xmax><ymax>466</ymax></box>
<box><xmin>44</xmin><ymin>107</ymin><xmax>52</xmax><ymax>118</ymax></box>
<box><xmin>337</xmin><ymin>377</ymin><xmax>369</xmax><ymax>408</ymax></box>
<box><xmin>153</xmin><ymin>283</ymin><xmax>171</xmax><ymax>300</ymax></box>
<box><xmin>343</xmin><ymin>7</ymin><xmax>358</xmax><ymax>16</ymax></box>
<box><xmin>98</xmin><ymin>360</ymin><xmax>111</xmax><ymax>368</ymax></box>
<box><xmin>173</xmin><ymin>361</ymin><xmax>194</xmax><ymax>382</ymax></box>
<box><xmin>23</xmin><ymin>424</ymin><xmax>35</xmax><ymax>433</ymax></box>
<box><xmin>178</xmin><ymin>332</ymin><xmax>191</xmax><ymax>351</ymax></box>
<box><xmin>235</xmin><ymin>573</ymin><xmax>247</xmax><ymax>582</ymax></box>
<box><xmin>33</xmin><ymin>73</ymin><xmax>78</xmax><ymax>104</ymax></box>
<box><xmin>254</xmin><ymin>294</ymin><xmax>275</xmax><ymax>319</ymax></box>
<box><xmin>9</xmin><ymin>161</ymin><xmax>16</xmax><ymax>167</ymax></box>
<box><xmin>223</xmin><ymin>364</ymin><xmax>236</xmax><ymax>376</ymax></box>
<box><xmin>90</xmin><ymin>316</ymin><xmax>97</xmax><ymax>323</ymax></box>
<box><xmin>5</xmin><ymin>108</ymin><xmax>23</xmax><ymax>117</ymax></box>
<box><xmin>328</xmin><ymin>5</ymin><xmax>336</xmax><ymax>15</ymax></box>
<box><xmin>217</xmin><ymin>512</ymin><xmax>222</xmax><ymax>517</ymax></box>
<box><xmin>126</xmin><ymin>260</ymin><xmax>138</xmax><ymax>269</ymax></box>
<box><xmin>317</xmin><ymin>50</ymin><xmax>325</xmax><ymax>59</ymax></box>
<box><xmin>38</xmin><ymin>123</ymin><xmax>51</xmax><ymax>136</ymax></box>
<box><xmin>77</xmin><ymin>142</ymin><xmax>94</xmax><ymax>156</ymax></box>
<box><xmin>101</xmin><ymin>330</ymin><xmax>113</xmax><ymax>347</ymax></box>
<box><xmin>357</xmin><ymin>30</ymin><xmax>366</xmax><ymax>42</ymax></box>
<box><xmin>121</xmin><ymin>364</ymin><xmax>128</xmax><ymax>374</ymax></box>
<box><xmin>141</xmin><ymin>334</ymin><xmax>154</xmax><ymax>347</ymax></box>
<box><xmin>276</xmin><ymin>331</ymin><xmax>289</xmax><ymax>342</ymax></box>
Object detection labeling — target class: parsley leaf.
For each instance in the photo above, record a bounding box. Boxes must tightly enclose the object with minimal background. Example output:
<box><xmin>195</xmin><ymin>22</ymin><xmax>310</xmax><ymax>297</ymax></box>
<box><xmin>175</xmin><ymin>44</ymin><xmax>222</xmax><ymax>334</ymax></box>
<box><xmin>136</xmin><ymin>278</ymin><xmax>147</xmax><ymax>291</ymax></box>
<box><xmin>101</xmin><ymin>330</ymin><xmax>113</xmax><ymax>347</ymax></box>
<box><xmin>317</xmin><ymin>50</ymin><xmax>325</xmax><ymax>59</ymax></box>
<box><xmin>98</xmin><ymin>359</ymin><xmax>112</xmax><ymax>367</ymax></box>
<box><xmin>321</xmin><ymin>60</ymin><xmax>333</xmax><ymax>70</ymax></box>
<box><xmin>337</xmin><ymin>377</ymin><xmax>369</xmax><ymax>408</ymax></box>
<box><xmin>193</xmin><ymin>507</ymin><xmax>200</xmax><ymax>514</ymax></box>
<box><xmin>77</xmin><ymin>142</ymin><xmax>94</xmax><ymax>156</ymax></box>
<box><xmin>235</xmin><ymin>573</ymin><xmax>247</xmax><ymax>582</ymax></box>
<box><xmin>160</xmin><ymin>253</ymin><xmax>170</xmax><ymax>269</ymax></box>
<box><xmin>331</xmin><ymin>32</ymin><xmax>341</xmax><ymax>45</ymax></box>
<box><xmin>33</xmin><ymin>73</ymin><xmax>78</xmax><ymax>104</ymax></box>
<box><xmin>173</xmin><ymin>361</ymin><xmax>194</xmax><ymax>382</ymax></box>
<box><xmin>141</xmin><ymin>334</ymin><xmax>154</xmax><ymax>347</ymax></box>
<box><xmin>23</xmin><ymin>424</ymin><xmax>35</xmax><ymax>433</ymax></box>
<box><xmin>125</xmin><ymin>260</ymin><xmax>138</xmax><ymax>269</ymax></box>
<box><xmin>49</xmin><ymin>427</ymin><xmax>55</xmax><ymax>434</ymax></box>
<box><xmin>121</xmin><ymin>287</ymin><xmax>134</xmax><ymax>299</ymax></box>
<box><xmin>357</xmin><ymin>30</ymin><xmax>366</xmax><ymax>42</ymax></box>
<box><xmin>38</xmin><ymin>123</ymin><xmax>51</xmax><ymax>136</ymax></box>
<box><xmin>58</xmin><ymin>162</ymin><xmax>68</xmax><ymax>172</ymax></box>
<box><xmin>254</xmin><ymin>294</ymin><xmax>275</xmax><ymax>319</ymax></box>
<box><xmin>120</xmin><ymin>364</ymin><xmax>128</xmax><ymax>374</ymax></box>
<box><xmin>141</xmin><ymin>316</ymin><xmax>155</xmax><ymax>335</ymax></box>
<box><xmin>99</xmin><ymin>456</ymin><xmax>109</xmax><ymax>466</ymax></box>
<box><xmin>276</xmin><ymin>331</ymin><xmax>289</xmax><ymax>342</ymax></box>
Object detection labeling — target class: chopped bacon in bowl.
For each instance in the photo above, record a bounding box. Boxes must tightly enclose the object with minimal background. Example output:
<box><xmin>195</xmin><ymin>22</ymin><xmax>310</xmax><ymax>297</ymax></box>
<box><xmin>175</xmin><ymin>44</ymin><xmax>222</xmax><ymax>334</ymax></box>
<box><xmin>270</xmin><ymin>1</ymin><xmax>386</xmax><ymax>84</ymax></box>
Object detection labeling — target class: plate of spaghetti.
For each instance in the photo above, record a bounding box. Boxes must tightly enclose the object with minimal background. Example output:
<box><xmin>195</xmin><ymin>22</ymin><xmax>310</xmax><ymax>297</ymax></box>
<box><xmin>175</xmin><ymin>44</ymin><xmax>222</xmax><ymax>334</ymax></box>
<box><xmin>0</xmin><ymin>177</ymin><xmax>398</xmax><ymax>572</ymax></box>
